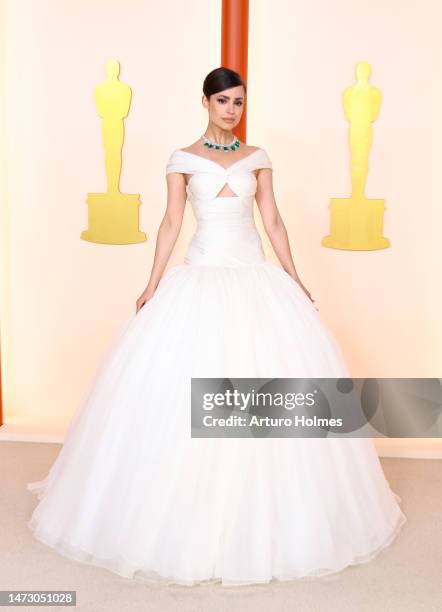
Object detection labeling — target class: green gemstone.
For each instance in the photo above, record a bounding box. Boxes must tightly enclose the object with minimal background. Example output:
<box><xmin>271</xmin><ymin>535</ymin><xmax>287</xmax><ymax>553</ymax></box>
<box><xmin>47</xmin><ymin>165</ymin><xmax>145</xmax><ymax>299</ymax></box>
<box><xmin>223</xmin><ymin>146</ymin><xmax>228</xmax><ymax>151</ymax></box>
<box><xmin>215</xmin><ymin>145</ymin><xmax>220</xmax><ymax>149</ymax></box>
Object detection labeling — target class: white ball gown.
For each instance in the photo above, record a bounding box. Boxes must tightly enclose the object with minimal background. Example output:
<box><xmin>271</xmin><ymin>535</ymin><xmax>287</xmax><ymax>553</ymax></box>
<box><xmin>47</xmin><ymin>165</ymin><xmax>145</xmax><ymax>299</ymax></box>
<box><xmin>27</xmin><ymin>147</ymin><xmax>406</xmax><ymax>587</ymax></box>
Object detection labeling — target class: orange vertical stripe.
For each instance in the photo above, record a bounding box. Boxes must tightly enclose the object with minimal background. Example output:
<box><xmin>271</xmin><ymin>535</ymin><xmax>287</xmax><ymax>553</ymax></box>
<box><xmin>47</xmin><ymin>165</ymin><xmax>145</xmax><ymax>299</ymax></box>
<box><xmin>221</xmin><ymin>0</ymin><xmax>249</xmax><ymax>143</ymax></box>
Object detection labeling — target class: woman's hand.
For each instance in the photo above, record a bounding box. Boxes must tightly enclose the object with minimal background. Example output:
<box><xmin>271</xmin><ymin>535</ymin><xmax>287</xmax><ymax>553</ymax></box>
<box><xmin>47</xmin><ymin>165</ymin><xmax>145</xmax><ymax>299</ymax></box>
<box><xmin>136</xmin><ymin>286</ymin><xmax>156</xmax><ymax>314</ymax></box>
<box><xmin>291</xmin><ymin>276</ymin><xmax>318</xmax><ymax>310</ymax></box>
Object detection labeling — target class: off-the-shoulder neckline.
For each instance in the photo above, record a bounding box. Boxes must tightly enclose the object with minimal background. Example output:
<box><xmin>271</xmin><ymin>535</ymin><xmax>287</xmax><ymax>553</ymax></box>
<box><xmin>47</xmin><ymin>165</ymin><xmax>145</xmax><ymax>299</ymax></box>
<box><xmin>175</xmin><ymin>148</ymin><xmax>263</xmax><ymax>171</ymax></box>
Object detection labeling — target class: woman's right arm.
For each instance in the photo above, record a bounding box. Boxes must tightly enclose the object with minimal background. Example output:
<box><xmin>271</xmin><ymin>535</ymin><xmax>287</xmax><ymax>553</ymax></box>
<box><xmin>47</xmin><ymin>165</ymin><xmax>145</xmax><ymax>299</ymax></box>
<box><xmin>136</xmin><ymin>172</ymin><xmax>187</xmax><ymax>313</ymax></box>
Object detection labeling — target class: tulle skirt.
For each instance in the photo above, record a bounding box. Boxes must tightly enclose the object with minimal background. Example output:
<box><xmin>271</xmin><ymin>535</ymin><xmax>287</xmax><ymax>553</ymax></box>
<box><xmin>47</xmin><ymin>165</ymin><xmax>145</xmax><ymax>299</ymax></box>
<box><xmin>27</xmin><ymin>261</ymin><xmax>406</xmax><ymax>586</ymax></box>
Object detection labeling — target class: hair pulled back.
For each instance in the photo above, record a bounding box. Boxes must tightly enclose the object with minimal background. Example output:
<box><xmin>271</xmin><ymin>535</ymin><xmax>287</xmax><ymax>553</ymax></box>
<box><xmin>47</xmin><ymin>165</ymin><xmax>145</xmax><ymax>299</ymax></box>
<box><xmin>202</xmin><ymin>67</ymin><xmax>247</xmax><ymax>99</ymax></box>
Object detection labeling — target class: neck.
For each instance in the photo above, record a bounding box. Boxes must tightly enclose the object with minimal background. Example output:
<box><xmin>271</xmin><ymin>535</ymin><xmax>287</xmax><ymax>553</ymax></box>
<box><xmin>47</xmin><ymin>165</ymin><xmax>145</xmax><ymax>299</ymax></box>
<box><xmin>203</xmin><ymin>124</ymin><xmax>234</xmax><ymax>144</ymax></box>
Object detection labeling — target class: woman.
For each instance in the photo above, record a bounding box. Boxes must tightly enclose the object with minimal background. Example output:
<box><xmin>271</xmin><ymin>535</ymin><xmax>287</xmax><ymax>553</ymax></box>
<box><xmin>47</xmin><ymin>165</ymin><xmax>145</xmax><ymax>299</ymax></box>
<box><xmin>27</xmin><ymin>67</ymin><xmax>406</xmax><ymax>587</ymax></box>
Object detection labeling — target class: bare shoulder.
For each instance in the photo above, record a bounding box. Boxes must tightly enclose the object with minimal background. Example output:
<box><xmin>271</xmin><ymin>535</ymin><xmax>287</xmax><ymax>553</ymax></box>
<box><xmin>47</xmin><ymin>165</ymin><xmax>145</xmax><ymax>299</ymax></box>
<box><xmin>236</xmin><ymin>142</ymin><xmax>261</xmax><ymax>155</ymax></box>
<box><xmin>179</xmin><ymin>140</ymin><xmax>203</xmax><ymax>154</ymax></box>
<box><xmin>244</xmin><ymin>144</ymin><xmax>261</xmax><ymax>153</ymax></box>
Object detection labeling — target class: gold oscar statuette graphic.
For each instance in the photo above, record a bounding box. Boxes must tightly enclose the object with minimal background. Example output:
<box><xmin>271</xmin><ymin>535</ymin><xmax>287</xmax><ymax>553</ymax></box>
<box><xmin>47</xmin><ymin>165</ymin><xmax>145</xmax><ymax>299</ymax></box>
<box><xmin>81</xmin><ymin>59</ymin><xmax>147</xmax><ymax>244</ymax></box>
<box><xmin>322</xmin><ymin>61</ymin><xmax>390</xmax><ymax>250</ymax></box>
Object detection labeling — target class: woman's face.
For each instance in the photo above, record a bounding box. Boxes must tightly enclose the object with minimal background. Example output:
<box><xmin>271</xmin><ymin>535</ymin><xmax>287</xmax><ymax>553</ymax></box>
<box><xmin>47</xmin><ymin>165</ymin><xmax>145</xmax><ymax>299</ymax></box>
<box><xmin>203</xmin><ymin>85</ymin><xmax>245</xmax><ymax>130</ymax></box>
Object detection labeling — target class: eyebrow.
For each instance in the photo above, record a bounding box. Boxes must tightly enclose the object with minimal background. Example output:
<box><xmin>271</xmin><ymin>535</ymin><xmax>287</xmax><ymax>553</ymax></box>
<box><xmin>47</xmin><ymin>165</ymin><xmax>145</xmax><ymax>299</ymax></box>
<box><xmin>216</xmin><ymin>94</ymin><xmax>244</xmax><ymax>100</ymax></box>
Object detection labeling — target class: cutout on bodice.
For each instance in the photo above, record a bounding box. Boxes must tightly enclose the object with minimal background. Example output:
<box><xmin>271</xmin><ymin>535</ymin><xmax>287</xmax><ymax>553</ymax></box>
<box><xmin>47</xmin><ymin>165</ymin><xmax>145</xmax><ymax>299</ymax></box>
<box><xmin>215</xmin><ymin>183</ymin><xmax>239</xmax><ymax>198</ymax></box>
<box><xmin>184</xmin><ymin>174</ymin><xmax>238</xmax><ymax>198</ymax></box>
<box><xmin>184</xmin><ymin>171</ymin><xmax>259</xmax><ymax>199</ymax></box>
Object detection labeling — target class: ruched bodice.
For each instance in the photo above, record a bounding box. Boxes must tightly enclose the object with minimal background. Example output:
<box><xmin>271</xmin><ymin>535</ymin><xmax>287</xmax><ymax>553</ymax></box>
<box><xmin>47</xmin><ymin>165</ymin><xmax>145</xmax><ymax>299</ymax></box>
<box><xmin>165</xmin><ymin>148</ymin><xmax>273</xmax><ymax>267</ymax></box>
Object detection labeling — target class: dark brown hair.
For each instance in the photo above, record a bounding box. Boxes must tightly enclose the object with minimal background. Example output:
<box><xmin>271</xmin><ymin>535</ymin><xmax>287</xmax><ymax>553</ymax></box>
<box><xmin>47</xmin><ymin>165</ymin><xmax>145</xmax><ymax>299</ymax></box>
<box><xmin>203</xmin><ymin>67</ymin><xmax>247</xmax><ymax>99</ymax></box>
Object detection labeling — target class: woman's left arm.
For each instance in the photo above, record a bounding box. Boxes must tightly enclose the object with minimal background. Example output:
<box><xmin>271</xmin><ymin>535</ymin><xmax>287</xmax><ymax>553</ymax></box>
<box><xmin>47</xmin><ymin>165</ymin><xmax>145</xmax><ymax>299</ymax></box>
<box><xmin>255</xmin><ymin>168</ymin><xmax>314</xmax><ymax>303</ymax></box>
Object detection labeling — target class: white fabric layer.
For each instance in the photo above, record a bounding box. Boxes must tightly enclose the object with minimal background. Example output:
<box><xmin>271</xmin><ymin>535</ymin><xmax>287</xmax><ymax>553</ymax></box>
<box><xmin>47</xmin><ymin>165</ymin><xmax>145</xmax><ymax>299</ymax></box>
<box><xmin>27</xmin><ymin>147</ymin><xmax>406</xmax><ymax>587</ymax></box>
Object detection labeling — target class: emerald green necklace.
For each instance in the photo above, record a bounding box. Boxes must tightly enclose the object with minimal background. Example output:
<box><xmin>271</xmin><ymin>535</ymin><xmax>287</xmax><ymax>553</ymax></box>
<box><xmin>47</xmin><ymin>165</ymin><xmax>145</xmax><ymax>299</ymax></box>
<box><xmin>201</xmin><ymin>134</ymin><xmax>240</xmax><ymax>152</ymax></box>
